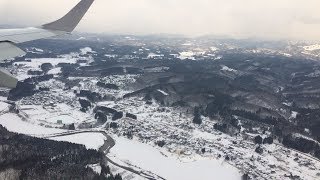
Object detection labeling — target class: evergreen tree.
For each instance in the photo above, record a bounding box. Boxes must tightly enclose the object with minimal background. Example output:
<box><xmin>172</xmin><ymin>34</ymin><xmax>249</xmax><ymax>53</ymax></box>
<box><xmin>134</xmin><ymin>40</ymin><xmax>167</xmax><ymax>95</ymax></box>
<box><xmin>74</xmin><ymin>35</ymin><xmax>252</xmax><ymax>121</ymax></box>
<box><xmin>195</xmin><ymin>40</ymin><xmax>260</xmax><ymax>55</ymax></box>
<box><xmin>254</xmin><ymin>135</ymin><xmax>263</xmax><ymax>144</ymax></box>
<box><xmin>193</xmin><ymin>106</ymin><xmax>202</xmax><ymax>124</ymax></box>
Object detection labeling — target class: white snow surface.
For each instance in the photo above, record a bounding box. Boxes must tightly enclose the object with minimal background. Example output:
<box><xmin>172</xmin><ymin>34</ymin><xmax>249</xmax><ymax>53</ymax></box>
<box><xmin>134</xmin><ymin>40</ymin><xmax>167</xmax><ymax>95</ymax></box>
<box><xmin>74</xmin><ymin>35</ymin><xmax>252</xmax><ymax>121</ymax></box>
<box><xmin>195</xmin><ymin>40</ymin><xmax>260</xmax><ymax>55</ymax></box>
<box><xmin>192</xmin><ymin>130</ymin><xmax>219</xmax><ymax>141</ymax></box>
<box><xmin>26</xmin><ymin>47</ymin><xmax>44</xmax><ymax>54</ymax></box>
<box><xmin>178</xmin><ymin>51</ymin><xmax>195</xmax><ymax>60</ymax></box>
<box><xmin>147</xmin><ymin>53</ymin><xmax>162</xmax><ymax>59</ymax></box>
<box><xmin>80</xmin><ymin>47</ymin><xmax>96</xmax><ymax>55</ymax></box>
<box><xmin>0</xmin><ymin>102</ymin><xmax>9</xmax><ymax>112</ymax></box>
<box><xmin>221</xmin><ymin>65</ymin><xmax>237</xmax><ymax>72</ymax></box>
<box><xmin>104</xmin><ymin>54</ymin><xmax>117</xmax><ymax>58</ymax></box>
<box><xmin>182</xmin><ymin>42</ymin><xmax>192</xmax><ymax>46</ymax></box>
<box><xmin>47</xmin><ymin>67</ymin><xmax>62</xmax><ymax>75</ymax></box>
<box><xmin>34</xmin><ymin>48</ymin><xmax>44</xmax><ymax>52</ymax></box>
<box><xmin>50</xmin><ymin>133</ymin><xmax>106</xmax><ymax>150</ymax></box>
<box><xmin>281</xmin><ymin>52</ymin><xmax>292</xmax><ymax>57</ymax></box>
<box><xmin>210</xmin><ymin>47</ymin><xmax>219</xmax><ymax>52</ymax></box>
<box><xmin>290</xmin><ymin>111</ymin><xmax>298</xmax><ymax>119</ymax></box>
<box><xmin>108</xmin><ymin>163</ymin><xmax>145</xmax><ymax>180</ymax></box>
<box><xmin>292</xmin><ymin>133</ymin><xmax>319</xmax><ymax>143</ymax></box>
<box><xmin>18</xmin><ymin>104</ymin><xmax>95</xmax><ymax>127</ymax></box>
<box><xmin>282</xmin><ymin>102</ymin><xmax>293</xmax><ymax>107</ymax></box>
<box><xmin>0</xmin><ymin>113</ymin><xmax>65</xmax><ymax>135</ymax></box>
<box><xmin>0</xmin><ymin>112</ymin><xmax>105</xmax><ymax>150</ymax></box>
<box><xmin>46</xmin><ymin>115</ymin><xmax>77</xmax><ymax>124</ymax></box>
<box><xmin>303</xmin><ymin>44</ymin><xmax>320</xmax><ymax>51</ymax></box>
<box><xmin>14</xmin><ymin>58</ymin><xmax>77</xmax><ymax>68</ymax></box>
<box><xmin>109</xmin><ymin>136</ymin><xmax>241</xmax><ymax>180</ymax></box>
<box><xmin>157</xmin><ymin>89</ymin><xmax>169</xmax><ymax>96</ymax></box>
<box><xmin>214</xmin><ymin>56</ymin><xmax>222</xmax><ymax>60</ymax></box>
<box><xmin>87</xmin><ymin>164</ymin><xmax>102</xmax><ymax>175</ymax></box>
<box><xmin>13</xmin><ymin>57</ymin><xmax>77</xmax><ymax>81</ymax></box>
<box><xmin>76</xmin><ymin>37</ymin><xmax>86</xmax><ymax>41</ymax></box>
<box><xmin>307</xmin><ymin>70</ymin><xmax>320</xmax><ymax>77</ymax></box>
<box><xmin>0</xmin><ymin>96</ymin><xmax>7</xmax><ymax>101</ymax></box>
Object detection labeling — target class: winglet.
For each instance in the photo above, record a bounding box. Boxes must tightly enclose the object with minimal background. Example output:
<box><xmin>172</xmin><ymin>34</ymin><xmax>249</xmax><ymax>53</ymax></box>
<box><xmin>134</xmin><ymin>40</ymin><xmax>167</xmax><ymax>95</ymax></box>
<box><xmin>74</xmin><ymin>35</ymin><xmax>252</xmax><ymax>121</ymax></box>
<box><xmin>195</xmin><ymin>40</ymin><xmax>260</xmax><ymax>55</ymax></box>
<box><xmin>42</xmin><ymin>0</ymin><xmax>94</xmax><ymax>32</ymax></box>
<box><xmin>0</xmin><ymin>42</ymin><xmax>26</xmax><ymax>61</ymax></box>
<box><xmin>0</xmin><ymin>69</ymin><xmax>18</xmax><ymax>89</ymax></box>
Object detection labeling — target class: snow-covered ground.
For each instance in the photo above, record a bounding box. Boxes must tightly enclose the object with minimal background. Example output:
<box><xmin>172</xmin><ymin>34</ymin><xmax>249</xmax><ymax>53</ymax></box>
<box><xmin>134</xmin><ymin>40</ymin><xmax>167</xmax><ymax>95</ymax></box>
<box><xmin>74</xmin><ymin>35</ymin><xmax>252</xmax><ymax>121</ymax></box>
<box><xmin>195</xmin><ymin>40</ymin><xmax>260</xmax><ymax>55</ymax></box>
<box><xmin>280</xmin><ymin>52</ymin><xmax>292</xmax><ymax>57</ymax></box>
<box><xmin>210</xmin><ymin>46</ymin><xmax>219</xmax><ymax>52</ymax></box>
<box><xmin>182</xmin><ymin>42</ymin><xmax>193</xmax><ymax>46</ymax></box>
<box><xmin>0</xmin><ymin>112</ymin><xmax>106</xmax><ymax>150</ymax></box>
<box><xmin>13</xmin><ymin>57</ymin><xmax>77</xmax><ymax>81</ymax></box>
<box><xmin>13</xmin><ymin>58</ymin><xmax>77</xmax><ymax>69</ymax></box>
<box><xmin>178</xmin><ymin>51</ymin><xmax>195</xmax><ymax>60</ymax></box>
<box><xmin>76</xmin><ymin>37</ymin><xmax>86</xmax><ymax>41</ymax></box>
<box><xmin>147</xmin><ymin>53</ymin><xmax>163</xmax><ymax>59</ymax></box>
<box><xmin>101</xmin><ymin>96</ymin><xmax>320</xmax><ymax>180</ymax></box>
<box><xmin>0</xmin><ymin>96</ymin><xmax>7</xmax><ymax>101</ymax></box>
<box><xmin>2</xmin><ymin>48</ymin><xmax>320</xmax><ymax>180</ymax></box>
<box><xmin>0</xmin><ymin>101</ymin><xmax>9</xmax><ymax>112</ymax></box>
<box><xmin>290</xmin><ymin>111</ymin><xmax>298</xmax><ymax>119</ymax></box>
<box><xmin>214</xmin><ymin>56</ymin><xmax>223</xmax><ymax>60</ymax></box>
<box><xmin>0</xmin><ymin>113</ymin><xmax>65</xmax><ymax>135</ymax></box>
<box><xmin>17</xmin><ymin>102</ymin><xmax>95</xmax><ymax>128</ymax></box>
<box><xmin>157</xmin><ymin>89</ymin><xmax>169</xmax><ymax>96</ymax></box>
<box><xmin>109</xmin><ymin>136</ymin><xmax>241</xmax><ymax>180</ymax></box>
<box><xmin>221</xmin><ymin>65</ymin><xmax>237</xmax><ymax>72</ymax></box>
<box><xmin>50</xmin><ymin>132</ymin><xmax>106</xmax><ymax>150</ymax></box>
<box><xmin>109</xmin><ymin>163</ymin><xmax>146</xmax><ymax>180</ymax></box>
<box><xmin>80</xmin><ymin>47</ymin><xmax>96</xmax><ymax>55</ymax></box>
<box><xmin>46</xmin><ymin>115</ymin><xmax>77</xmax><ymax>124</ymax></box>
<box><xmin>0</xmin><ymin>110</ymin><xmax>105</xmax><ymax>149</ymax></box>
<box><xmin>48</xmin><ymin>67</ymin><xmax>62</xmax><ymax>75</ymax></box>
<box><xmin>303</xmin><ymin>44</ymin><xmax>320</xmax><ymax>51</ymax></box>
<box><xmin>87</xmin><ymin>164</ymin><xmax>102</xmax><ymax>175</ymax></box>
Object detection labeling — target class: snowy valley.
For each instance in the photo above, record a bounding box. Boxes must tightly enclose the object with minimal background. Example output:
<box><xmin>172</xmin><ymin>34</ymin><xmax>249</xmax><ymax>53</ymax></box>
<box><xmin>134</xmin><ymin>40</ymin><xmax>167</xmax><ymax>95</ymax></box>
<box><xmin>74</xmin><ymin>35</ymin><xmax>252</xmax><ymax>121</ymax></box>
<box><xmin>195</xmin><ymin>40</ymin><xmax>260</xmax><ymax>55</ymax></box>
<box><xmin>0</xmin><ymin>35</ymin><xmax>320</xmax><ymax>180</ymax></box>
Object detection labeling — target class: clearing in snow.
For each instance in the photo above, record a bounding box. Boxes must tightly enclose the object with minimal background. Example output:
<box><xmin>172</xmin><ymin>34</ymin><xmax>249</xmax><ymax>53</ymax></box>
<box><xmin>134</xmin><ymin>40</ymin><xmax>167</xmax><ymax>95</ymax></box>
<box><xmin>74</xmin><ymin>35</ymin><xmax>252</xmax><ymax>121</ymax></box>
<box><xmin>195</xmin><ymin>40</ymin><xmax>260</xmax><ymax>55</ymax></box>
<box><xmin>108</xmin><ymin>136</ymin><xmax>241</xmax><ymax>180</ymax></box>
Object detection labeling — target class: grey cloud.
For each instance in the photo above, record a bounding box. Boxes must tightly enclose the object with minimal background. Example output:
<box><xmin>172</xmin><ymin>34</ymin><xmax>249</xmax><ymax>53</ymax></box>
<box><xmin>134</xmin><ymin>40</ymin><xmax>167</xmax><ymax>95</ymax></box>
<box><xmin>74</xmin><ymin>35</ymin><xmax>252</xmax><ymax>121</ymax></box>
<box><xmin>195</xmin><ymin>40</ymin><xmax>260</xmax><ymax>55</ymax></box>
<box><xmin>298</xmin><ymin>16</ymin><xmax>320</xmax><ymax>25</ymax></box>
<box><xmin>0</xmin><ymin>0</ymin><xmax>320</xmax><ymax>40</ymax></box>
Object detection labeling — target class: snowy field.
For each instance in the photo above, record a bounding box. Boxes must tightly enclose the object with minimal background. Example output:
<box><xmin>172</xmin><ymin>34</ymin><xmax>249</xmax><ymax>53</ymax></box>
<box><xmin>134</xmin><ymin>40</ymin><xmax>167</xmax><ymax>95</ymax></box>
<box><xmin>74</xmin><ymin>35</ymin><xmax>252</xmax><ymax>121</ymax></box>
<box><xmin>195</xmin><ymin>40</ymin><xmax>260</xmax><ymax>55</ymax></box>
<box><xmin>47</xmin><ymin>67</ymin><xmax>62</xmax><ymax>75</ymax></box>
<box><xmin>179</xmin><ymin>51</ymin><xmax>195</xmax><ymax>60</ymax></box>
<box><xmin>221</xmin><ymin>65</ymin><xmax>237</xmax><ymax>72</ymax></box>
<box><xmin>109</xmin><ymin>136</ymin><xmax>241</xmax><ymax>180</ymax></box>
<box><xmin>0</xmin><ymin>96</ymin><xmax>7</xmax><ymax>101</ymax></box>
<box><xmin>0</xmin><ymin>113</ymin><xmax>65</xmax><ymax>135</ymax></box>
<box><xmin>49</xmin><ymin>132</ymin><xmax>106</xmax><ymax>150</ymax></box>
<box><xmin>303</xmin><ymin>44</ymin><xmax>320</xmax><ymax>51</ymax></box>
<box><xmin>0</xmin><ymin>112</ymin><xmax>105</xmax><ymax>150</ymax></box>
<box><xmin>0</xmin><ymin>102</ymin><xmax>9</xmax><ymax>112</ymax></box>
<box><xmin>13</xmin><ymin>57</ymin><xmax>77</xmax><ymax>68</ymax></box>
<box><xmin>12</xmin><ymin>56</ymin><xmax>80</xmax><ymax>80</ymax></box>
<box><xmin>19</xmin><ymin>104</ymin><xmax>95</xmax><ymax>127</ymax></box>
<box><xmin>46</xmin><ymin>115</ymin><xmax>77</xmax><ymax>124</ymax></box>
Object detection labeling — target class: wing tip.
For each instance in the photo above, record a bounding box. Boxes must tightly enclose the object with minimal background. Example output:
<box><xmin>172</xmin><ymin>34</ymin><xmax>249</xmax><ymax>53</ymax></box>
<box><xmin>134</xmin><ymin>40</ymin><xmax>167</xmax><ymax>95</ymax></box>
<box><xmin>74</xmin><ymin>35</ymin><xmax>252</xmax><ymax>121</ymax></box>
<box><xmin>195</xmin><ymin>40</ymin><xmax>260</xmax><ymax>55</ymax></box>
<box><xmin>0</xmin><ymin>69</ymin><xmax>18</xmax><ymax>89</ymax></box>
<box><xmin>0</xmin><ymin>42</ymin><xmax>26</xmax><ymax>61</ymax></box>
<box><xmin>42</xmin><ymin>0</ymin><xmax>95</xmax><ymax>32</ymax></box>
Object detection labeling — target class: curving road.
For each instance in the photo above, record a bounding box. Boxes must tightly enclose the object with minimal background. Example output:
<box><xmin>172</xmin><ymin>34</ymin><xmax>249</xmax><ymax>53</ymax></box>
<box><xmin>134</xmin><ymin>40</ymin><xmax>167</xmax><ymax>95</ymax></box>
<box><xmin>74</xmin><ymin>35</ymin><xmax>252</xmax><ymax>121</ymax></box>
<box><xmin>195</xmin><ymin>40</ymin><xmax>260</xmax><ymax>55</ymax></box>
<box><xmin>43</xmin><ymin>130</ymin><xmax>165</xmax><ymax>180</ymax></box>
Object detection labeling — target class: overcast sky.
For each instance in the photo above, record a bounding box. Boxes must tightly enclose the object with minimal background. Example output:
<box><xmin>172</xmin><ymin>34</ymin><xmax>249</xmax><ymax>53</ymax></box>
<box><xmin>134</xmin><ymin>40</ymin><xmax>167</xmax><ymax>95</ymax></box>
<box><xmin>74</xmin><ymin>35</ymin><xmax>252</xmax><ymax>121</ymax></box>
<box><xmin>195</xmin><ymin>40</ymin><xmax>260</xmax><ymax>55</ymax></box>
<box><xmin>0</xmin><ymin>0</ymin><xmax>320</xmax><ymax>40</ymax></box>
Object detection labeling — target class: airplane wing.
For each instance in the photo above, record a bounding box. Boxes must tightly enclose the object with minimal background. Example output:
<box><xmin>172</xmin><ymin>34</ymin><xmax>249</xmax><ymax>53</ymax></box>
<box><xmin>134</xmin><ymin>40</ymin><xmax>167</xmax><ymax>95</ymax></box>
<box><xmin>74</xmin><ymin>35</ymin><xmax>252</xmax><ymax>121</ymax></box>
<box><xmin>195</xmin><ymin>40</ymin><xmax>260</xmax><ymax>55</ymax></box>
<box><xmin>0</xmin><ymin>0</ymin><xmax>94</xmax><ymax>88</ymax></box>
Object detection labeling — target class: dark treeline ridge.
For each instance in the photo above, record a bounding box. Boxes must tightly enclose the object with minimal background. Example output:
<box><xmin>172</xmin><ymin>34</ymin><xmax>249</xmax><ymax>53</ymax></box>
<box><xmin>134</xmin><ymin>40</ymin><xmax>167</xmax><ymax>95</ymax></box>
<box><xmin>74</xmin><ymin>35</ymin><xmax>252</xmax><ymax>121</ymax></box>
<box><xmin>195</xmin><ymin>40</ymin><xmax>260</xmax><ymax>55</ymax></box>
<box><xmin>0</xmin><ymin>125</ymin><xmax>122</xmax><ymax>180</ymax></box>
